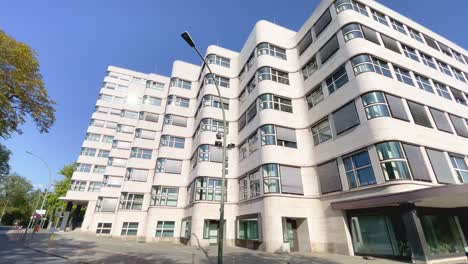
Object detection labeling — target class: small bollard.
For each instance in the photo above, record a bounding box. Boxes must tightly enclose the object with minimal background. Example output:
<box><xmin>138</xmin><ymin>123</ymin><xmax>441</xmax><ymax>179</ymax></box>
<box><xmin>231</xmin><ymin>256</ymin><xmax>235</xmax><ymax>264</ymax></box>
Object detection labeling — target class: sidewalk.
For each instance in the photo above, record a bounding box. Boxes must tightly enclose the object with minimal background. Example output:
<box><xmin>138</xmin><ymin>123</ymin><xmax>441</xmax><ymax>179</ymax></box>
<box><xmin>7</xmin><ymin>230</ymin><xmax>408</xmax><ymax>264</ymax></box>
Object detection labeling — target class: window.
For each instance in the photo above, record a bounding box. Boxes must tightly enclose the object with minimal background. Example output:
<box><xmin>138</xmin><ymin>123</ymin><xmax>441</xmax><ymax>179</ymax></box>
<box><xmin>407</xmin><ymin>101</ymin><xmax>432</xmax><ymax>128</ymax></box>
<box><xmin>117</xmin><ymin>124</ymin><xmax>135</xmax><ymax>134</ymax></box>
<box><xmin>204</xmin><ymin>74</ymin><xmax>230</xmax><ymax>88</ymax></box>
<box><xmin>102</xmin><ymin>135</ymin><xmax>114</xmax><ymax>143</ymax></box>
<box><xmin>306</xmin><ymin>86</ymin><xmax>324</xmax><ymax>108</ymax></box>
<box><xmin>206</xmin><ymin>54</ymin><xmax>230</xmax><ymax>68</ymax></box>
<box><xmin>93</xmin><ymin>165</ymin><xmax>106</xmax><ymax>174</ymax></box>
<box><xmin>376</xmin><ymin>141</ymin><xmax>411</xmax><ymax>181</ymax></box>
<box><xmin>433</xmin><ymin>81</ymin><xmax>452</xmax><ymax>100</ymax></box>
<box><xmin>257</xmin><ymin>67</ymin><xmax>289</xmax><ymax>85</ymax></box>
<box><xmin>167</xmin><ymin>95</ymin><xmax>190</xmax><ymax>108</ymax></box>
<box><xmin>103</xmin><ymin>176</ymin><xmax>122</xmax><ymax>187</ymax></box>
<box><xmin>351</xmin><ymin>55</ymin><xmax>392</xmax><ymax>78</ymax></box>
<box><xmin>108</xmin><ymin>157</ymin><xmax>127</xmax><ymax>167</ymax></box>
<box><xmin>160</xmin><ymin>135</ymin><xmax>185</xmax><ymax>148</ymax></box>
<box><xmin>88</xmin><ymin>182</ymin><xmax>101</xmax><ymax>192</ymax></box>
<box><xmin>297</xmin><ymin>31</ymin><xmax>312</xmax><ymax>55</ymax></box>
<box><xmin>450</xmin><ymin>155</ymin><xmax>468</xmax><ymax>183</ymax></box>
<box><xmin>408</xmin><ymin>27</ymin><xmax>423</xmax><ymax>43</ymax></box>
<box><xmin>146</xmin><ymin>80</ymin><xmax>165</xmax><ymax>90</ymax></box>
<box><xmin>259</xmin><ymin>125</ymin><xmax>297</xmax><ymax>148</ymax></box>
<box><xmin>121</xmin><ymin>110</ymin><xmax>139</xmax><ymax>120</ymax></box>
<box><xmin>449</xmin><ymin>114</ymin><xmax>468</xmax><ymax>137</ymax></box>
<box><xmin>197</xmin><ymin>145</ymin><xmax>210</xmax><ymax>162</ymax></box>
<box><xmin>155</xmin><ymin>221</ymin><xmax>175</xmax><ymax>237</ymax></box>
<box><xmin>249</xmin><ymin>170</ymin><xmax>261</xmax><ymax>198</ymax></box>
<box><xmin>125</xmin><ymin>168</ymin><xmax>148</xmax><ymax>182</ymax></box>
<box><xmin>95</xmin><ymin>197</ymin><xmax>118</xmax><ymax>212</ymax></box>
<box><xmin>170</xmin><ymin>78</ymin><xmax>191</xmax><ymax>90</ymax></box>
<box><xmin>423</xmin><ymin>34</ymin><xmax>440</xmax><ymax>51</ymax></box>
<box><xmin>333</xmin><ymin>101</ymin><xmax>360</xmax><ymax>134</ymax></box>
<box><xmin>70</xmin><ymin>180</ymin><xmax>86</xmax><ymax>191</ymax></box>
<box><xmin>76</xmin><ymin>163</ymin><xmax>92</xmax><ymax>173</ymax></box>
<box><xmin>237</xmin><ymin>218</ymin><xmax>259</xmax><ymax>240</ymax></box>
<box><xmin>200</xmin><ymin>118</ymin><xmax>228</xmax><ymax>134</ymax></box>
<box><xmin>246</xmin><ymin>102</ymin><xmax>257</xmax><ymax>122</ymax></box>
<box><xmin>258</xmin><ymin>94</ymin><xmax>292</xmax><ymax>113</ymax></box>
<box><xmin>451</xmin><ymin>88</ymin><xmax>467</xmax><ymax>106</ymax></box>
<box><xmin>343</xmin><ymin>151</ymin><xmax>376</xmax><ymax>188</ymax></box>
<box><xmin>96</xmin><ymin>223</ymin><xmax>112</xmax><ymax>234</ymax></box>
<box><xmin>438</xmin><ymin>42</ymin><xmax>453</xmax><ymax>57</ymax></box>
<box><xmin>239</xmin><ymin>142</ymin><xmax>248</xmax><ymax>161</ymax></box>
<box><xmin>139</xmin><ymin>111</ymin><xmax>159</xmax><ymax>122</ymax></box>
<box><xmin>94</xmin><ymin>106</ymin><xmax>109</xmax><ymax>114</ymax></box>
<box><xmin>135</xmin><ymin>128</ymin><xmax>156</xmax><ymax>140</ymax></box>
<box><xmin>390</xmin><ymin>19</ymin><xmax>406</xmax><ymax>34</ymax></box>
<box><xmin>452</xmin><ymin>68</ymin><xmax>466</xmax><ymax>82</ymax></box>
<box><xmin>90</xmin><ymin>119</ymin><xmax>104</xmax><ymax>127</ymax></box>
<box><xmin>311</xmin><ymin>119</ymin><xmax>332</xmax><ymax>145</ymax></box>
<box><xmin>156</xmin><ymin>158</ymin><xmax>183</xmax><ymax>174</ymax></box>
<box><xmin>314</xmin><ymin>8</ymin><xmax>332</xmax><ymax>37</ymax></box>
<box><xmin>121</xmin><ymin>222</ymin><xmax>138</xmax><ymax>236</ymax></box>
<box><xmin>394</xmin><ymin>66</ymin><xmax>414</xmax><ymax>86</ymax></box>
<box><xmin>119</xmin><ymin>193</ymin><xmax>143</xmax><ymax>210</ymax></box>
<box><xmin>419</xmin><ymin>52</ymin><xmax>437</xmax><ymax>69</ymax></box>
<box><xmin>112</xmin><ymin>140</ymin><xmax>131</xmax><ymax>150</ymax></box>
<box><xmin>248</xmin><ymin>133</ymin><xmax>259</xmax><ymax>153</ymax></box>
<box><xmin>302</xmin><ymin>56</ymin><xmax>318</xmax><ymax>79</ymax></box>
<box><xmin>414</xmin><ymin>74</ymin><xmax>434</xmax><ymax>93</ymax></box>
<box><xmin>201</xmin><ymin>95</ymin><xmax>229</xmax><ymax>110</ymax></box>
<box><xmin>181</xmin><ymin>220</ymin><xmax>191</xmax><ymax>239</ymax></box>
<box><xmin>429</xmin><ymin>108</ymin><xmax>453</xmax><ymax>134</ymax></box>
<box><xmin>371</xmin><ymin>9</ymin><xmax>388</xmax><ymax>26</ymax></box>
<box><xmin>326</xmin><ymin>65</ymin><xmax>349</xmax><ymax>94</ymax></box>
<box><xmin>143</xmin><ymin>96</ymin><xmax>162</xmax><ymax>106</ymax></box>
<box><xmin>262</xmin><ymin>164</ymin><xmax>280</xmax><ymax>193</ymax></box>
<box><xmin>319</xmin><ymin>35</ymin><xmax>339</xmax><ymax>63</ymax></box>
<box><xmin>164</xmin><ymin>115</ymin><xmax>188</xmax><ymax>127</ymax></box>
<box><xmin>130</xmin><ymin>148</ymin><xmax>152</xmax><ymax>159</ymax></box>
<box><xmin>105</xmin><ymin>121</ymin><xmax>117</xmax><ymax>130</ymax></box>
<box><xmin>380</xmin><ymin>34</ymin><xmax>400</xmax><ymax>53</ymax></box>
<box><xmin>192</xmin><ymin>177</ymin><xmax>225</xmax><ymax>202</ymax></box>
<box><xmin>361</xmin><ymin>92</ymin><xmax>390</xmax><ymax>119</ymax></box>
<box><xmin>436</xmin><ymin>60</ymin><xmax>452</xmax><ymax>76</ymax></box>
<box><xmin>98</xmin><ymin>150</ymin><xmax>109</xmax><ymax>158</ymax></box>
<box><xmin>257</xmin><ymin>43</ymin><xmax>286</xmax><ymax>60</ymax></box>
<box><xmin>81</xmin><ymin>147</ymin><xmax>96</xmax><ymax>157</ymax></box>
<box><xmin>402</xmin><ymin>45</ymin><xmax>419</xmax><ymax>62</ymax></box>
<box><xmin>334</xmin><ymin>0</ymin><xmax>368</xmax><ymax>16</ymax></box>
<box><xmin>151</xmin><ymin>186</ymin><xmax>178</xmax><ymax>206</ymax></box>
<box><xmin>342</xmin><ymin>23</ymin><xmax>363</xmax><ymax>42</ymax></box>
<box><xmin>453</xmin><ymin>51</ymin><xmax>466</xmax><ymax>64</ymax></box>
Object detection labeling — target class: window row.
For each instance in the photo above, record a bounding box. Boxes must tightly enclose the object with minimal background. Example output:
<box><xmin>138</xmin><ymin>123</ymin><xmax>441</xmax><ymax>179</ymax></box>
<box><xmin>69</xmin><ymin>180</ymin><xmax>101</xmax><ymax>192</ymax></box>
<box><xmin>335</xmin><ymin>0</ymin><xmax>468</xmax><ymax>66</ymax></box>
<box><xmin>239</xmin><ymin>125</ymin><xmax>297</xmax><ymax>160</ymax></box>
<box><xmin>342</xmin><ymin>23</ymin><xmax>468</xmax><ymax>85</ymax></box>
<box><xmin>351</xmin><ymin>54</ymin><xmax>468</xmax><ymax>106</ymax></box>
<box><xmin>239</xmin><ymin>164</ymin><xmax>303</xmax><ymax>201</ymax></box>
<box><xmin>190</xmin><ymin>144</ymin><xmax>224</xmax><ymax>168</ymax></box>
<box><xmin>206</xmin><ymin>54</ymin><xmax>231</xmax><ymax>68</ymax></box>
<box><xmin>297</xmin><ymin>4</ymin><xmax>333</xmax><ymax>55</ymax></box>
<box><xmin>187</xmin><ymin>177</ymin><xmax>226</xmax><ymax>203</ymax></box>
<box><xmin>238</xmin><ymin>42</ymin><xmax>287</xmax><ymax>83</ymax></box>
<box><xmin>76</xmin><ymin>163</ymin><xmax>106</xmax><ymax>174</ymax></box>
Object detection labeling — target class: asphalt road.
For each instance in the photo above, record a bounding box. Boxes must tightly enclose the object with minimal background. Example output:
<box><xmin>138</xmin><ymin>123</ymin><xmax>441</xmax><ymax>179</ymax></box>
<box><xmin>0</xmin><ymin>226</ymin><xmax>68</xmax><ymax>264</ymax></box>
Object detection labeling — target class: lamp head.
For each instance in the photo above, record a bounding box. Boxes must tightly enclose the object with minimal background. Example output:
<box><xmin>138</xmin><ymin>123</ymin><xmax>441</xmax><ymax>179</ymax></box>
<box><xmin>181</xmin><ymin>31</ymin><xmax>196</xmax><ymax>48</ymax></box>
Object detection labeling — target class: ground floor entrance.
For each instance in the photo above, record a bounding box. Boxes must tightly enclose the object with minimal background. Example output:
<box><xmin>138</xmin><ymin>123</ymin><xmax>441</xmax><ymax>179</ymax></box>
<box><xmin>203</xmin><ymin>219</ymin><xmax>220</xmax><ymax>245</ymax></box>
<box><xmin>282</xmin><ymin>217</ymin><xmax>311</xmax><ymax>253</ymax></box>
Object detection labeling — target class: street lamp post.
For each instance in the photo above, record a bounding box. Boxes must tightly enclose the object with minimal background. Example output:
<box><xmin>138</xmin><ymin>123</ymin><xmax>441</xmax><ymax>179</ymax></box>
<box><xmin>0</xmin><ymin>199</ymin><xmax>9</xmax><ymax>224</ymax></box>
<box><xmin>25</xmin><ymin>151</ymin><xmax>52</xmax><ymax>229</ymax></box>
<box><xmin>181</xmin><ymin>31</ymin><xmax>228</xmax><ymax>264</ymax></box>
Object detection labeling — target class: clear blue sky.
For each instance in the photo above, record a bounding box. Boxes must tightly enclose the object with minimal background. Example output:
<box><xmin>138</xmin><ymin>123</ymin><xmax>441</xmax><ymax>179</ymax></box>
<box><xmin>1</xmin><ymin>0</ymin><xmax>467</xmax><ymax>189</ymax></box>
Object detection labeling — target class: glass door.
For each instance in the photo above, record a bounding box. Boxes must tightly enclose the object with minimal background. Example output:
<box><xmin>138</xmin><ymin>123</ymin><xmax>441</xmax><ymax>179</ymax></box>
<box><xmin>351</xmin><ymin>215</ymin><xmax>399</xmax><ymax>256</ymax></box>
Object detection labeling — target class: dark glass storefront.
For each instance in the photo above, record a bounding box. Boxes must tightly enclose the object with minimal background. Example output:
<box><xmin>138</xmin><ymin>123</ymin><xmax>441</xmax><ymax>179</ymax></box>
<box><xmin>347</xmin><ymin>206</ymin><xmax>468</xmax><ymax>262</ymax></box>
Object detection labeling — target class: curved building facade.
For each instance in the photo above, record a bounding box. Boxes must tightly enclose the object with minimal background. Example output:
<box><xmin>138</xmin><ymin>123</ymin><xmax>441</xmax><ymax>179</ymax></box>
<box><xmin>62</xmin><ymin>0</ymin><xmax>468</xmax><ymax>262</ymax></box>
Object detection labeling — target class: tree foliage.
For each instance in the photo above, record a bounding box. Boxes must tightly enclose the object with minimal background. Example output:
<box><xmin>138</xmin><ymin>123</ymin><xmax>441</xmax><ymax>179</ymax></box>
<box><xmin>0</xmin><ymin>144</ymin><xmax>10</xmax><ymax>176</ymax></box>
<box><xmin>46</xmin><ymin>163</ymin><xmax>75</xmax><ymax>222</ymax></box>
<box><xmin>0</xmin><ymin>29</ymin><xmax>56</xmax><ymax>138</ymax></box>
<box><xmin>0</xmin><ymin>173</ymin><xmax>38</xmax><ymax>225</ymax></box>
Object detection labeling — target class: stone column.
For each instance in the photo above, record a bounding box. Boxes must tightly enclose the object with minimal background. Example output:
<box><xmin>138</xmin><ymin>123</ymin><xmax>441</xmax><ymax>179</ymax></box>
<box><xmin>399</xmin><ymin>203</ymin><xmax>430</xmax><ymax>263</ymax></box>
<box><xmin>60</xmin><ymin>202</ymin><xmax>73</xmax><ymax>231</ymax></box>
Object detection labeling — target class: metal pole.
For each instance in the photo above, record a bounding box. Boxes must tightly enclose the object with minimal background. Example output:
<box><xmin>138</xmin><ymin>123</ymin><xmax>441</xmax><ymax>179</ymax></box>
<box><xmin>26</xmin><ymin>151</ymin><xmax>52</xmax><ymax>229</ymax></box>
<box><xmin>22</xmin><ymin>191</ymin><xmax>42</xmax><ymax>241</ymax></box>
<box><xmin>186</xmin><ymin>39</ymin><xmax>227</xmax><ymax>264</ymax></box>
<box><xmin>0</xmin><ymin>199</ymin><xmax>8</xmax><ymax>224</ymax></box>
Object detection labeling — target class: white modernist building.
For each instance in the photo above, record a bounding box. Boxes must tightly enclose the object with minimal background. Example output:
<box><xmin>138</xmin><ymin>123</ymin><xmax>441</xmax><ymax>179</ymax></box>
<box><xmin>61</xmin><ymin>0</ymin><xmax>468</xmax><ymax>263</ymax></box>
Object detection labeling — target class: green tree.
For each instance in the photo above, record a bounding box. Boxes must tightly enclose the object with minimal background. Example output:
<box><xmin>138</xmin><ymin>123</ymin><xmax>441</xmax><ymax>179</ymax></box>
<box><xmin>0</xmin><ymin>173</ymin><xmax>36</xmax><ymax>225</ymax></box>
<box><xmin>46</xmin><ymin>163</ymin><xmax>75</xmax><ymax>224</ymax></box>
<box><xmin>0</xmin><ymin>29</ymin><xmax>56</xmax><ymax>139</ymax></box>
<box><xmin>0</xmin><ymin>144</ymin><xmax>10</xmax><ymax>176</ymax></box>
